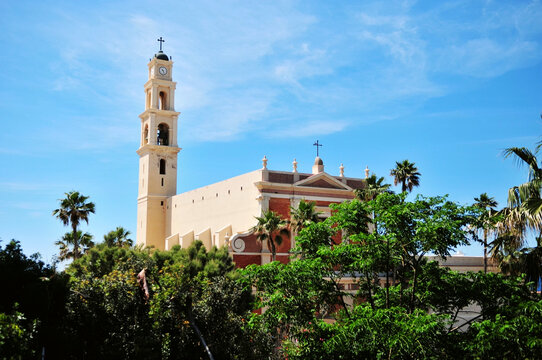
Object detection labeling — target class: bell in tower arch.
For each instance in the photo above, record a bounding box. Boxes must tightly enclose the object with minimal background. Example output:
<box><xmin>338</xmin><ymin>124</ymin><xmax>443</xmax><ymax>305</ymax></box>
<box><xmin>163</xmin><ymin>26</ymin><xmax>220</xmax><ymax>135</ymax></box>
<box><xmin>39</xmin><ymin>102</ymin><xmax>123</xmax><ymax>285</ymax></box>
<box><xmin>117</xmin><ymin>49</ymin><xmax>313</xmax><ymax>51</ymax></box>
<box><xmin>157</xmin><ymin>123</ymin><xmax>169</xmax><ymax>146</ymax></box>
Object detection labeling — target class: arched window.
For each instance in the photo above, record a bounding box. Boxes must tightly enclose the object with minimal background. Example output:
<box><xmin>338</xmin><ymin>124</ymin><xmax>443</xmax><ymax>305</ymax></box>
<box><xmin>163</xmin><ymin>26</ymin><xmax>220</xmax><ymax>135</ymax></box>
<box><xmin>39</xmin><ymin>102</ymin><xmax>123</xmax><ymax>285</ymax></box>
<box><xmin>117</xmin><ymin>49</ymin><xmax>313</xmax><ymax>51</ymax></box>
<box><xmin>159</xmin><ymin>91</ymin><xmax>167</xmax><ymax>110</ymax></box>
<box><xmin>143</xmin><ymin>124</ymin><xmax>149</xmax><ymax>145</ymax></box>
<box><xmin>157</xmin><ymin>123</ymin><xmax>169</xmax><ymax>145</ymax></box>
<box><xmin>159</xmin><ymin>159</ymin><xmax>166</xmax><ymax>175</ymax></box>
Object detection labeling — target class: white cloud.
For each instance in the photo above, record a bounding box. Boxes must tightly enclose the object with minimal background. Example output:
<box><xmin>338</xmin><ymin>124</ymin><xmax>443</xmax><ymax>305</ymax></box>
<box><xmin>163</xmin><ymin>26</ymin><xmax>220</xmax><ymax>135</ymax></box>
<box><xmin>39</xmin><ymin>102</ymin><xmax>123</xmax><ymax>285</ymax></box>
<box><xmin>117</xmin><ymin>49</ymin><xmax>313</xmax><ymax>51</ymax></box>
<box><xmin>267</xmin><ymin>120</ymin><xmax>349</xmax><ymax>138</ymax></box>
<box><xmin>446</xmin><ymin>38</ymin><xmax>539</xmax><ymax>78</ymax></box>
<box><xmin>30</xmin><ymin>0</ymin><xmax>542</xmax><ymax>148</ymax></box>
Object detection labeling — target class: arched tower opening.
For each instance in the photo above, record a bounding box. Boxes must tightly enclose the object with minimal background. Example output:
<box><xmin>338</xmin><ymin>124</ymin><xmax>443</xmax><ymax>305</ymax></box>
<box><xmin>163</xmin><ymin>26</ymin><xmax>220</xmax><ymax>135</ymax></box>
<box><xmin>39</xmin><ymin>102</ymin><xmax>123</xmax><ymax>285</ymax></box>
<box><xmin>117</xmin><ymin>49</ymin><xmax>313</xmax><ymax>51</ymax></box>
<box><xmin>159</xmin><ymin>91</ymin><xmax>167</xmax><ymax>110</ymax></box>
<box><xmin>146</xmin><ymin>91</ymin><xmax>151</xmax><ymax>109</ymax></box>
<box><xmin>143</xmin><ymin>124</ymin><xmax>149</xmax><ymax>145</ymax></box>
<box><xmin>157</xmin><ymin>123</ymin><xmax>169</xmax><ymax>146</ymax></box>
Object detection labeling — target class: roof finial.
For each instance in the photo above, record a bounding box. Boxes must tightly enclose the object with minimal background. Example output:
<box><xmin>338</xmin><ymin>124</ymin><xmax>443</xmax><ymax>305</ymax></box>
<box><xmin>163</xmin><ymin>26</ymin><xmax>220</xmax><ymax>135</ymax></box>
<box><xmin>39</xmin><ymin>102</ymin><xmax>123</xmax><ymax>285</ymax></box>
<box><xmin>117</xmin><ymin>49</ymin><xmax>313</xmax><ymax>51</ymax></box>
<box><xmin>340</xmin><ymin>163</ymin><xmax>345</xmax><ymax>177</ymax></box>
<box><xmin>262</xmin><ymin>155</ymin><xmax>268</xmax><ymax>170</ymax></box>
<box><xmin>365</xmin><ymin>165</ymin><xmax>370</xmax><ymax>179</ymax></box>
<box><xmin>292</xmin><ymin>158</ymin><xmax>298</xmax><ymax>173</ymax></box>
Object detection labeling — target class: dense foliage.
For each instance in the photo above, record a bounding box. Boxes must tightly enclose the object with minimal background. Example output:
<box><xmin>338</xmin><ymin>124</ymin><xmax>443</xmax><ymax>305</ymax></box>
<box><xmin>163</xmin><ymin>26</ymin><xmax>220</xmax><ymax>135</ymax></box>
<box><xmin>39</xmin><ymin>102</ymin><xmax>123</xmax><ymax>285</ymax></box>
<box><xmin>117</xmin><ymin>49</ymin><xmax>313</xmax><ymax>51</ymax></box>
<box><xmin>243</xmin><ymin>194</ymin><xmax>542</xmax><ymax>359</ymax></box>
<box><xmin>2</xmin><ymin>192</ymin><xmax>542</xmax><ymax>358</ymax></box>
<box><xmin>0</xmin><ymin>241</ymin><xmax>272</xmax><ymax>359</ymax></box>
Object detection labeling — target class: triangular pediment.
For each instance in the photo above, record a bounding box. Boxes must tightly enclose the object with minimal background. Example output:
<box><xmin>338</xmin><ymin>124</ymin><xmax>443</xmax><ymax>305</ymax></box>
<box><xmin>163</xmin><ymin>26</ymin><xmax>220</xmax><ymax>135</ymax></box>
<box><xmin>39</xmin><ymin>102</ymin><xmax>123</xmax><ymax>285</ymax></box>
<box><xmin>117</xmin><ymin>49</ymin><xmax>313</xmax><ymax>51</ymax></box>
<box><xmin>294</xmin><ymin>172</ymin><xmax>353</xmax><ymax>190</ymax></box>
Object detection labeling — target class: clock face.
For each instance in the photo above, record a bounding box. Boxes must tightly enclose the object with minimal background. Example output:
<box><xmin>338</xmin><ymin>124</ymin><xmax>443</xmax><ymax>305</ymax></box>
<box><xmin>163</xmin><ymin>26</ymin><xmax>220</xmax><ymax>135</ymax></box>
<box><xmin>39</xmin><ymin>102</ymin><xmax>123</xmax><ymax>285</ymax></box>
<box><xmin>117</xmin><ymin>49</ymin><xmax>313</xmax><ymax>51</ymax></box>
<box><xmin>159</xmin><ymin>66</ymin><xmax>168</xmax><ymax>75</ymax></box>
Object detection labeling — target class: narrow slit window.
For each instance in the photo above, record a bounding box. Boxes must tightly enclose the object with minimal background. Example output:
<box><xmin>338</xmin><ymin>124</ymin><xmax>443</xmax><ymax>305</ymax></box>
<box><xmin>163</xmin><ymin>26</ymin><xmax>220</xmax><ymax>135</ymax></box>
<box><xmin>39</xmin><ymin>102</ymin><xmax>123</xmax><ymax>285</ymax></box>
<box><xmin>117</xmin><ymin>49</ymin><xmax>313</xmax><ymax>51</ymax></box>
<box><xmin>161</xmin><ymin>178</ymin><xmax>164</xmax><ymax>186</ymax></box>
<box><xmin>159</xmin><ymin>159</ymin><xmax>166</xmax><ymax>174</ymax></box>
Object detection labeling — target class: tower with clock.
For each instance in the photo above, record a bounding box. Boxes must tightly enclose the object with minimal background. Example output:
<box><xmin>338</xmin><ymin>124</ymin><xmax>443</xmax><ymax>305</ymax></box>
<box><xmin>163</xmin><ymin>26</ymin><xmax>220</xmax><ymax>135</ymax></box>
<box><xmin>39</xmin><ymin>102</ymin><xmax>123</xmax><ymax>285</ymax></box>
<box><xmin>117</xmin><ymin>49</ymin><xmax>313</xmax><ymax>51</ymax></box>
<box><xmin>136</xmin><ymin>38</ymin><xmax>181</xmax><ymax>249</ymax></box>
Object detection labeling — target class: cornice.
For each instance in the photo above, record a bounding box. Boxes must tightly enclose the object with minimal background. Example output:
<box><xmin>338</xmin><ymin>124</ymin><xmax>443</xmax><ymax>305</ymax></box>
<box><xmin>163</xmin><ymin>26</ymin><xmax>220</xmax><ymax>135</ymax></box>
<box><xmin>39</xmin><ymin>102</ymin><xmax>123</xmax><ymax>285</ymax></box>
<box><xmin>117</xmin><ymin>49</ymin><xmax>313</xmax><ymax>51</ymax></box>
<box><xmin>144</xmin><ymin>78</ymin><xmax>177</xmax><ymax>89</ymax></box>
<box><xmin>139</xmin><ymin>108</ymin><xmax>180</xmax><ymax>119</ymax></box>
<box><xmin>137</xmin><ymin>144</ymin><xmax>181</xmax><ymax>156</ymax></box>
<box><xmin>147</xmin><ymin>58</ymin><xmax>173</xmax><ymax>67</ymax></box>
<box><xmin>267</xmin><ymin>169</ymin><xmax>366</xmax><ymax>182</ymax></box>
<box><xmin>294</xmin><ymin>172</ymin><xmax>353</xmax><ymax>190</ymax></box>
<box><xmin>254</xmin><ymin>181</ymin><xmax>354</xmax><ymax>196</ymax></box>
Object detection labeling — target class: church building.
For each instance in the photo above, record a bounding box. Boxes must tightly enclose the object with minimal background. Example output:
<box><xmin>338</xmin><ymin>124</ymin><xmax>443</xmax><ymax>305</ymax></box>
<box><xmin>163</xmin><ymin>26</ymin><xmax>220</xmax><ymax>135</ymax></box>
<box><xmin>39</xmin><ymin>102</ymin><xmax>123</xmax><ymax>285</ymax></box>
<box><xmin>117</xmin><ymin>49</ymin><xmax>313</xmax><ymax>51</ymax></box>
<box><xmin>135</xmin><ymin>46</ymin><xmax>496</xmax><ymax>274</ymax></box>
<box><xmin>136</xmin><ymin>47</ymin><xmax>373</xmax><ymax>266</ymax></box>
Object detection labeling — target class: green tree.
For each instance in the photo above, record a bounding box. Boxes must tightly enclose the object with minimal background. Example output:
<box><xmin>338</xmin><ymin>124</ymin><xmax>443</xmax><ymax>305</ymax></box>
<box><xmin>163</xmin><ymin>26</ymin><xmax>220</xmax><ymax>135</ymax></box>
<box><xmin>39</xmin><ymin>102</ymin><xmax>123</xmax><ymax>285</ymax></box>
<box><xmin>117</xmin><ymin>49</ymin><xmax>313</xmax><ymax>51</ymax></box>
<box><xmin>103</xmin><ymin>226</ymin><xmax>133</xmax><ymax>247</ymax></box>
<box><xmin>63</xmin><ymin>241</ymin><xmax>272</xmax><ymax>359</ymax></box>
<box><xmin>474</xmin><ymin>193</ymin><xmax>498</xmax><ymax>273</ymax></box>
<box><xmin>251</xmin><ymin>210</ymin><xmax>288</xmax><ymax>262</ymax></box>
<box><xmin>0</xmin><ymin>308</ymin><xmax>37</xmax><ymax>359</ymax></box>
<box><xmin>52</xmin><ymin>191</ymin><xmax>95</xmax><ymax>260</ymax></box>
<box><xmin>55</xmin><ymin>231</ymin><xmax>94</xmax><ymax>261</ymax></box>
<box><xmin>463</xmin><ymin>299</ymin><xmax>542</xmax><ymax>358</ymax></box>
<box><xmin>355</xmin><ymin>173</ymin><xmax>392</xmax><ymax>201</ymax></box>
<box><xmin>244</xmin><ymin>191</ymin><xmax>542</xmax><ymax>358</ymax></box>
<box><xmin>289</xmin><ymin>200</ymin><xmax>320</xmax><ymax>234</ymax></box>
<box><xmin>150</xmin><ymin>242</ymin><xmax>272</xmax><ymax>359</ymax></box>
<box><xmin>390</xmin><ymin>160</ymin><xmax>421</xmax><ymax>193</ymax></box>
<box><xmin>245</xmin><ymin>193</ymin><xmax>480</xmax><ymax>358</ymax></box>
<box><xmin>0</xmin><ymin>240</ymin><xmax>69</xmax><ymax>359</ymax></box>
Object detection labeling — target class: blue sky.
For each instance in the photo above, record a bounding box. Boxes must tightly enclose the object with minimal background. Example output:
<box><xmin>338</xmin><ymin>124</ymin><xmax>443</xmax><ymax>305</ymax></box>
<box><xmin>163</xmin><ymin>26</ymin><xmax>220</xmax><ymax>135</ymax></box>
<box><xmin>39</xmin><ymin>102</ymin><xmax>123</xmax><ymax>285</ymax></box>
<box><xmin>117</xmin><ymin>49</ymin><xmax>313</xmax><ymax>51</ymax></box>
<box><xmin>1</xmin><ymin>0</ymin><xmax>541</xmax><ymax>262</ymax></box>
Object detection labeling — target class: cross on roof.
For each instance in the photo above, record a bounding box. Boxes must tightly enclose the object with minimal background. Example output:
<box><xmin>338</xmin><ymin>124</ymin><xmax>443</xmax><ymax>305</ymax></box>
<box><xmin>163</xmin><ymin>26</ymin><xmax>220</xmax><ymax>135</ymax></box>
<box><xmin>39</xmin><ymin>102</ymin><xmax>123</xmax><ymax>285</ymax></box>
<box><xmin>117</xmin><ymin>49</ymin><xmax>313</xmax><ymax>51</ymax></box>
<box><xmin>313</xmin><ymin>140</ymin><xmax>323</xmax><ymax>157</ymax></box>
<box><xmin>157</xmin><ymin>37</ymin><xmax>165</xmax><ymax>51</ymax></box>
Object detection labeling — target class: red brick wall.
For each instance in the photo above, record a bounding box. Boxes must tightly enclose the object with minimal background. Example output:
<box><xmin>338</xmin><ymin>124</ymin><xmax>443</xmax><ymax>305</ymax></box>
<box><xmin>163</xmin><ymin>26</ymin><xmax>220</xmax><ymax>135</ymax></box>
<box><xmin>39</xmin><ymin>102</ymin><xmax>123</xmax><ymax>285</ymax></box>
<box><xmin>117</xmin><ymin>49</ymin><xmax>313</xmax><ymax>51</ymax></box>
<box><xmin>233</xmin><ymin>254</ymin><xmax>261</xmax><ymax>268</ymax></box>
<box><xmin>315</xmin><ymin>200</ymin><xmax>334</xmax><ymax>207</ymax></box>
<box><xmin>241</xmin><ymin>233</ymin><xmax>262</xmax><ymax>252</ymax></box>
<box><xmin>276</xmin><ymin>232</ymin><xmax>291</xmax><ymax>253</ymax></box>
<box><xmin>276</xmin><ymin>255</ymin><xmax>290</xmax><ymax>264</ymax></box>
<box><xmin>269</xmin><ymin>197</ymin><xmax>291</xmax><ymax>218</ymax></box>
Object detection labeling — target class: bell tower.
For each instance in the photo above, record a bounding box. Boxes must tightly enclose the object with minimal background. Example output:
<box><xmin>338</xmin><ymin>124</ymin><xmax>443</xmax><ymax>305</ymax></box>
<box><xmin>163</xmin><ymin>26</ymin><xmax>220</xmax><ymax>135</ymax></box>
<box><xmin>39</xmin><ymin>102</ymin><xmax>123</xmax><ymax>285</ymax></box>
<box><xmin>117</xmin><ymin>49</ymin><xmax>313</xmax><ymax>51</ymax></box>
<box><xmin>136</xmin><ymin>38</ymin><xmax>180</xmax><ymax>249</ymax></box>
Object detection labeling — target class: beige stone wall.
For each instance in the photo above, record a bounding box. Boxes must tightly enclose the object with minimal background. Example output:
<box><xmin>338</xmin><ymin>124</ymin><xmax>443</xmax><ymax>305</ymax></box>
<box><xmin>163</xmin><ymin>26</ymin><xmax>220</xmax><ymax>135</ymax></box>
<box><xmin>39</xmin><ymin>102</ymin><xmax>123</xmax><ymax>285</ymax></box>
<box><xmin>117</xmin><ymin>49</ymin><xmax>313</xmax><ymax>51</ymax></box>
<box><xmin>165</xmin><ymin>170</ymin><xmax>264</xmax><ymax>249</ymax></box>
<box><xmin>137</xmin><ymin>196</ymin><xmax>167</xmax><ymax>249</ymax></box>
<box><xmin>138</xmin><ymin>150</ymin><xmax>178</xmax><ymax>198</ymax></box>
<box><xmin>426</xmin><ymin>256</ymin><xmax>499</xmax><ymax>273</ymax></box>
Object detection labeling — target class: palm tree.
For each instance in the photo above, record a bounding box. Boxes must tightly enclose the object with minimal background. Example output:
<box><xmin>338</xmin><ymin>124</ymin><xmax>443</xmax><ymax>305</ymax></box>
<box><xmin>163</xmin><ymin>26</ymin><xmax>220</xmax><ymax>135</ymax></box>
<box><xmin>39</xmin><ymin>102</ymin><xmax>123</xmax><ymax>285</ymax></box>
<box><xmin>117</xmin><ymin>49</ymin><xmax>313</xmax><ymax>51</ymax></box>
<box><xmin>55</xmin><ymin>230</ymin><xmax>94</xmax><ymax>261</ymax></box>
<box><xmin>503</xmin><ymin>145</ymin><xmax>542</xmax><ymax>223</ymax></box>
<box><xmin>494</xmin><ymin>145</ymin><xmax>542</xmax><ymax>253</ymax></box>
<box><xmin>355</xmin><ymin>173</ymin><xmax>392</xmax><ymax>201</ymax></box>
<box><xmin>491</xmin><ymin>141</ymin><xmax>542</xmax><ymax>285</ymax></box>
<box><xmin>251</xmin><ymin>210</ymin><xmax>288</xmax><ymax>262</ymax></box>
<box><xmin>390</xmin><ymin>160</ymin><xmax>421</xmax><ymax>193</ymax></box>
<box><xmin>103</xmin><ymin>226</ymin><xmax>133</xmax><ymax>247</ymax></box>
<box><xmin>474</xmin><ymin>193</ymin><xmax>498</xmax><ymax>273</ymax></box>
<box><xmin>289</xmin><ymin>200</ymin><xmax>320</xmax><ymax>234</ymax></box>
<box><xmin>52</xmin><ymin>191</ymin><xmax>95</xmax><ymax>260</ymax></box>
<box><xmin>521</xmin><ymin>236</ymin><xmax>542</xmax><ymax>294</ymax></box>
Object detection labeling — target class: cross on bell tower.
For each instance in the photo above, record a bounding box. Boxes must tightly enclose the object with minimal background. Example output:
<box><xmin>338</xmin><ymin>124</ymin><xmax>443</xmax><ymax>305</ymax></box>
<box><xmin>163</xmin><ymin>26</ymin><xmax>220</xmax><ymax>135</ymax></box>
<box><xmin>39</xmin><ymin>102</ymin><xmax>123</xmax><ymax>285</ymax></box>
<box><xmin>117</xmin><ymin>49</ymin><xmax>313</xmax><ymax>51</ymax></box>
<box><xmin>157</xmin><ymin>36</ymin><xmax>165</xmax><ymax>51</ymax></box>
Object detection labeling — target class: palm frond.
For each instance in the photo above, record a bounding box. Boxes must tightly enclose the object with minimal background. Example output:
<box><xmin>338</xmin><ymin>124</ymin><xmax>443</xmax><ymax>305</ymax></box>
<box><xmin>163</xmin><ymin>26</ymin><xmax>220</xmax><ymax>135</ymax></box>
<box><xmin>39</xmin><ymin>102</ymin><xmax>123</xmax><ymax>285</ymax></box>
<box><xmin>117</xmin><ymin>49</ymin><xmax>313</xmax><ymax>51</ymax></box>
<box><xmin>503</xmin><ymin>147</ymin><xmax>540</xmax><ymax>179</ymax></box>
